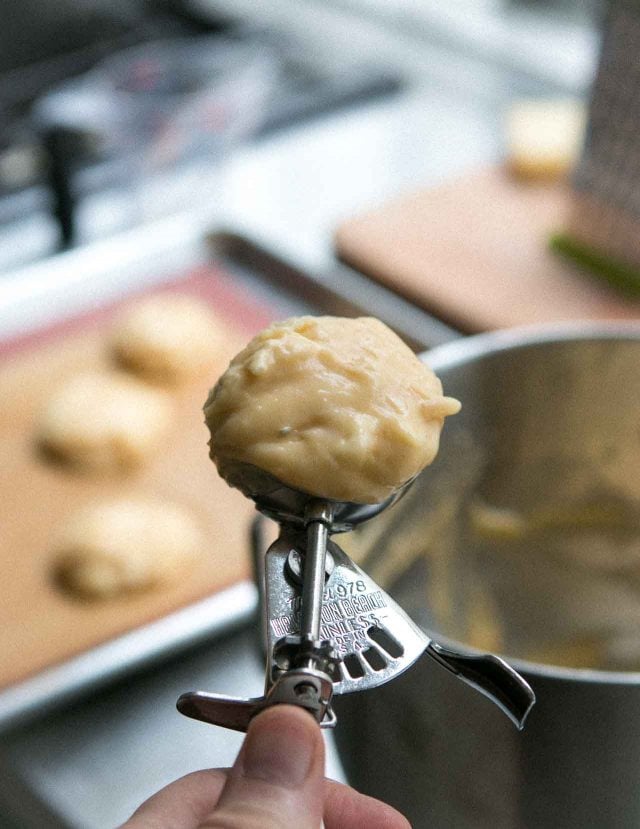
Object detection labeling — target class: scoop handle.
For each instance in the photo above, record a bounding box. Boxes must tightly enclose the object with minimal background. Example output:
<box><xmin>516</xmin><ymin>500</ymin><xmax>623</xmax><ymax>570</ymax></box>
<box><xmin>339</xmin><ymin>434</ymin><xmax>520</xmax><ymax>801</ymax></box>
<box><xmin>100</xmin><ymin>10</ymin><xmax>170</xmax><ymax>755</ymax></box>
<box><xmin>426</xmin><ymin>641</ymin><xmax>536</xmax><ymax>730</ymax></box>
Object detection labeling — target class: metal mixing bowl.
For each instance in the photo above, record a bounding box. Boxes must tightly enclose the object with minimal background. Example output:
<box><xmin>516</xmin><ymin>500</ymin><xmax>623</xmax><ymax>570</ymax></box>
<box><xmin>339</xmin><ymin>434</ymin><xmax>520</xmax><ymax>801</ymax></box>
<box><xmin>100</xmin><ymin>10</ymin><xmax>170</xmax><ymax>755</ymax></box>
<box><xmin>335</xmin><ymin>323</ymin><xmax>640</xmax><ymax>829</ymax></box>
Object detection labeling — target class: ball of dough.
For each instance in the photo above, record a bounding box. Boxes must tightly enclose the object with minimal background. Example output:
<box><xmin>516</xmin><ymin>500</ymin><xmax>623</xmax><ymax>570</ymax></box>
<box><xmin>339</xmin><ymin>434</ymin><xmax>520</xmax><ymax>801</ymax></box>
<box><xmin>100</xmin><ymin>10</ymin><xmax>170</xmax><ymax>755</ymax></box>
<box><xmin>204</xmin><ymin>315</ymin><xmax>460</xmax><ymax>504</ymax></box>
<box><xmin>110</xmin><ymin>294</ymin><xmax>222</xmax><ymax>384</ymax></box>
<box><xmin>505</xmin><ymin>98</ymin><xmax>586</xmax><ymax>181</ymax></box>
<box><xmin>37</xmin><ymin>371</ymin><xmax>172</xmax><ymax>473</ymax></box>
<box><xmin>52</xmin><ymin>498</ymin><xmax>203</xmax><ymax>600</ymax></box>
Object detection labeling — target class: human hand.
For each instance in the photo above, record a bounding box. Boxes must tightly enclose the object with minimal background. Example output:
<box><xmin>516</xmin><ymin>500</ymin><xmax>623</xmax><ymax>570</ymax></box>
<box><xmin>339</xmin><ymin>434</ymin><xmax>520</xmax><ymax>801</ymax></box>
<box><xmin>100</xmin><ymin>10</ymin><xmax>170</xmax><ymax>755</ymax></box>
<box><xmin>120</xmin><ymin>704</ymin><xmax>409</xmax><ymax>829</ymax></box>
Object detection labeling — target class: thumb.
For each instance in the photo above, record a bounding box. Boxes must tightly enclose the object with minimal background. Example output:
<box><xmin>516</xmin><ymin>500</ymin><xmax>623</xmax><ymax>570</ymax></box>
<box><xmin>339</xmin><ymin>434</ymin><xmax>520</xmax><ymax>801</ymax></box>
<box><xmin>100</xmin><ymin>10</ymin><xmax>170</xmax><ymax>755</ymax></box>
<box><xmin>198</xmin><ymin>704</ymin><xmax>325</xmax><ymax>829</ymax></box>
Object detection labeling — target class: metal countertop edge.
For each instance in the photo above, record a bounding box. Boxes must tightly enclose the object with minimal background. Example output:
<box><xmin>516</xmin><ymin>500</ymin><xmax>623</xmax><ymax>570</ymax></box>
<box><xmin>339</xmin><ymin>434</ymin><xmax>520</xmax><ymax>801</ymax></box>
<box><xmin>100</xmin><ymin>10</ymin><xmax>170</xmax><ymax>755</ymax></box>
<box><xmin>0</xmin><ymin>581</ymin><xmax>258</xmax><ymax>734</ymax></box>
<box><xmin>208</xmin><ymin>229</ymin><xmax>461</xmax><ymax>351</ymax></box>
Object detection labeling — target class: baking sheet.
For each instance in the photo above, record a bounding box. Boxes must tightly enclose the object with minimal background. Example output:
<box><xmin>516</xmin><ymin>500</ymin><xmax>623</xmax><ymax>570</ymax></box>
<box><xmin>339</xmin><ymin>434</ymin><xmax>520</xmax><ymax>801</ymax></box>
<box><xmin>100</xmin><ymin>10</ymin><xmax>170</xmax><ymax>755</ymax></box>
<box><xmin>0</xmin><ymin>227</ymin><xmax>453</xmax><ymax>730</ymax></box>
<box><xmin>0</xmin><ymin>265</ymin><xmax>275</xmax><ymax>702</ymax></box>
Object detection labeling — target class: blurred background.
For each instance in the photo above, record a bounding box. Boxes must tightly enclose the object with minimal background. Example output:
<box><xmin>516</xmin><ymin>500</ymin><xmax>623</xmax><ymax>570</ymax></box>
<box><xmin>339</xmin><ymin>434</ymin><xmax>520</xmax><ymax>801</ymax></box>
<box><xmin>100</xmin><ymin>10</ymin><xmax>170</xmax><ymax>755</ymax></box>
<box><xmin>0</xmin><ymin>0</ymin><xmax>601</xmax><ymax>271</ymax></box>
<box><xmin>2</xmin><ymin>2</ymin><xmax>633</xmax><ymax>828</ymax></box>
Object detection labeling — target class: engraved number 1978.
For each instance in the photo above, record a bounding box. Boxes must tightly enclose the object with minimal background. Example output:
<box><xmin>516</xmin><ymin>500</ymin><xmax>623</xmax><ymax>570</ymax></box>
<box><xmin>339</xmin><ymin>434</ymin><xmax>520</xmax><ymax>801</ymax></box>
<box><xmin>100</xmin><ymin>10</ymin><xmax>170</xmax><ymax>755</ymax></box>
<box><xmin>325</xmin><ymin>580</ymin><xmax>367</xmax><ymax>600</ymax></box>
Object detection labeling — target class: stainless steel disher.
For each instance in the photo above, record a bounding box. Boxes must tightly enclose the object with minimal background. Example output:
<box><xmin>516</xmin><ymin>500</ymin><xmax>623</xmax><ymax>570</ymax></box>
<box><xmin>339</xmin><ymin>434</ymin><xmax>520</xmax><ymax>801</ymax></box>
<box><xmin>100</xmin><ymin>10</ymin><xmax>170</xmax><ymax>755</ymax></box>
<box><xmin>177</xmin><ymin>463</ymin><xmax>535</xmax><ymax>732</ymax></box>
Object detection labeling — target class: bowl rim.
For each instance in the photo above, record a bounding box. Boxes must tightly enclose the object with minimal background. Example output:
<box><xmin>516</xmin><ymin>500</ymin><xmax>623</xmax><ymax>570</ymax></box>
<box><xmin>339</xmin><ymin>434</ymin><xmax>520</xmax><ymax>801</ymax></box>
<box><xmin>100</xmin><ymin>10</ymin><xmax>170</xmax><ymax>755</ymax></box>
<box><xmin>419</xmin><ymin>320</ymin><xmax>640</xmax><ymax>686</ymax></box>
<box><xmin>423</xmin><ymin>320</ymin><xmax>640</xmax><ymax>375</ymax></box>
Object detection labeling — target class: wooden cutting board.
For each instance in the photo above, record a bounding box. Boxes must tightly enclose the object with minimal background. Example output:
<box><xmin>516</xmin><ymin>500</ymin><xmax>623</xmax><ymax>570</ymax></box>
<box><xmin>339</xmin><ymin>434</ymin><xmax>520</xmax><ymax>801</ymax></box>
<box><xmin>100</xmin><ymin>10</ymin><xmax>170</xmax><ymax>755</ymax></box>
<box><xmin>335</xmin><ymin>167</ymin><xmax>640</xmax><ymax>333</ymax></box>
<box><xmin>0</xmin><ymin>266</ymin><xmax>274</xmax><ymax>689</ymax></box>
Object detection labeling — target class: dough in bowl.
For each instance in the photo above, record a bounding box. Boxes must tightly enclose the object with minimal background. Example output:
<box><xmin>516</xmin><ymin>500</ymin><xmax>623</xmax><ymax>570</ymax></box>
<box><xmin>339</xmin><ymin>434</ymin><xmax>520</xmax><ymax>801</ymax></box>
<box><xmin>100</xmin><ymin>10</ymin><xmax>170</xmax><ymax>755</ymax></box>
<box><xmin>52</xmin><ymin>498</ymin><xmax>203</xmax><ymax>600</ymax></box>
<box><xmin>204</xmin><ymin>315</ymin><xmax>460</xmax><ymax>504</ymax></box>
<box><xmin>110</xmin><ymin>294</ymin><xmax>222</xmax><ymax>385</ymax></box>
<box><xmin>37</xmin><ymin>371</ymin><xmax>172</xmax><ymax>473</ymax></box>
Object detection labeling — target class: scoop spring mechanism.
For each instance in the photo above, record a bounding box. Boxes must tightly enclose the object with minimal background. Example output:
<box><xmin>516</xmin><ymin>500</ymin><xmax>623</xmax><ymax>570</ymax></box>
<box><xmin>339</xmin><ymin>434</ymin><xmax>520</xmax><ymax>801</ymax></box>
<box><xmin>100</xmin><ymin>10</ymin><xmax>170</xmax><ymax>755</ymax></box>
<box><xmin>177</xmin><ymin>466</ymin><xmax>535</xmax><ymax>732</ymax></box>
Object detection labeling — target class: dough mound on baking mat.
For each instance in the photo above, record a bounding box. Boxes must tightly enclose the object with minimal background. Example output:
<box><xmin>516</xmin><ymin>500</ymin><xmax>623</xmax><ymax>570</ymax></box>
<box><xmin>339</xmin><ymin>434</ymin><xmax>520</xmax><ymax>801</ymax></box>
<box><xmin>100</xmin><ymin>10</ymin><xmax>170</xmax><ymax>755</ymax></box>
<box><xmin>110</xmin><ymin>294</ymin><xmax>222</xmax><ymax>385</ymax></box>
<box><xmin>52</xmin><ymin>498</ymin><xmax>202</xmax><ymax>600</ymax></box>
<box><xmin>36</xmin><ymin>371</ymin><xmax>172</xmax><ymax>473</ymax></box>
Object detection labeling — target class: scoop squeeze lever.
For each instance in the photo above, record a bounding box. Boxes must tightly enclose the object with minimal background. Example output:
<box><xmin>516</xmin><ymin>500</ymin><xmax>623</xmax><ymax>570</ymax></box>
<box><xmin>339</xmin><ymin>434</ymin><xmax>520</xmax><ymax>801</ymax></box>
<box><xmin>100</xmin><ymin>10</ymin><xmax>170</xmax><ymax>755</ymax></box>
<box><xmin>177</xmin><ymin>473</ymin><xmax>535</xmax><ymax>732</ymax></box>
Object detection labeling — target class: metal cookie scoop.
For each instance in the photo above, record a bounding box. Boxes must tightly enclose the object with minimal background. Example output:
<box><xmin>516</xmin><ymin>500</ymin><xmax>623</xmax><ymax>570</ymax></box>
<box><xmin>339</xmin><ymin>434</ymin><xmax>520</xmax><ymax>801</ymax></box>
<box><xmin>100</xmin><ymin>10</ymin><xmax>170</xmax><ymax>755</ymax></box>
<box><xmin>177</xmin><ymin>465</ymin><xmax>535</xmax><ymax>732</ymax></box>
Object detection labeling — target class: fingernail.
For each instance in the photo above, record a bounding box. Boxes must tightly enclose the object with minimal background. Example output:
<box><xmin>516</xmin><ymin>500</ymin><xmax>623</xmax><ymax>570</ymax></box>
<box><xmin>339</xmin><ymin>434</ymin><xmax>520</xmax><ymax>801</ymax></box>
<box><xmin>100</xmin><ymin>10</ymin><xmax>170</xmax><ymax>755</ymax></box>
<box><xmin>241</xmin><ymin>707</ymin><xmax>317</xmax><ymax>787</ymax></box>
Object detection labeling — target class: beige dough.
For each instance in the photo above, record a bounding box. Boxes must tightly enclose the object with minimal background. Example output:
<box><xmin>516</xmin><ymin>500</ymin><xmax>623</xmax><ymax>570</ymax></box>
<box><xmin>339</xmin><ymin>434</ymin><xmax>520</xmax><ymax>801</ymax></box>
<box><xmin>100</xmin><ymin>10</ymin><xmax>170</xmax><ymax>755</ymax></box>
<box><xmin>37</xmin><ymin>371</ymin><xmax>172</xmax><ymax>473</ymax></box>
<box><xmin>204</xmin><ymin>315</ymin><xmax>460</xmax><ymax>504</ymax></box>
<box><xmin>505</xmin><ymin>98</ymin><xmax>586</xmax><ymax>181</ymax></box>
<box><xmin>52</xmin><ymin>498</ymin><xmax>203</xmax><ymax>600</ymax></box>
<box><xmin>110</xmin><ymin>294</ymin><xmax>222</xmax><ymax>384</ymax></box>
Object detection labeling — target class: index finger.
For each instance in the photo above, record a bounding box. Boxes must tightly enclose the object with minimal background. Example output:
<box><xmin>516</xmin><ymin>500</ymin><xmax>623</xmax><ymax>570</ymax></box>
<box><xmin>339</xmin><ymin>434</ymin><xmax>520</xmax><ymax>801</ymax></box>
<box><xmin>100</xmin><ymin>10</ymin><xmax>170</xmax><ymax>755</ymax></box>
<box><xmin>122</xmin><ymin>770</ymin><xmax>410</xmax><ymax>829</ymax></box>
<box><xmin>120</xmin><ymin>769</ymin><xmax>228</xmax><ymax>828</ymax></box>
<box><xmin>324</xmin><ymin>779</ymin><xmax>411</xmax><ymax>829</ymax></box>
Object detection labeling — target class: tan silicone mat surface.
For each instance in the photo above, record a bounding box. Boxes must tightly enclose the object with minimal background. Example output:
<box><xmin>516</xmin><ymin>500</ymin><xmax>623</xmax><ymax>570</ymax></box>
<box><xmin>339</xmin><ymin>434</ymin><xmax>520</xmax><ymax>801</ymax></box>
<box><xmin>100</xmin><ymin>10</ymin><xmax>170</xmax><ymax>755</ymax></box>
<box><xmin>0</xmin><ymin>265</ymin><xmax>274</xmax><ymax>689</ymax></box>
<box><xmin>335</xmin><ymin>167</ymin><xmax>640</xmax><ymax>332</ymax></box>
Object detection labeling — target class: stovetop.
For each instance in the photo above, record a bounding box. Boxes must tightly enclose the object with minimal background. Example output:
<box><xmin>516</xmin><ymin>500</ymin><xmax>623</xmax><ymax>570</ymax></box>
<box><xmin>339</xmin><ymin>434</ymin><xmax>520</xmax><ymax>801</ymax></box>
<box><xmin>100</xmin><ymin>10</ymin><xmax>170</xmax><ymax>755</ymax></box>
<box><xmin>0</xmin><ymin>2</ymin><xmax>402</xmax><ymax>267</ymax></box>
